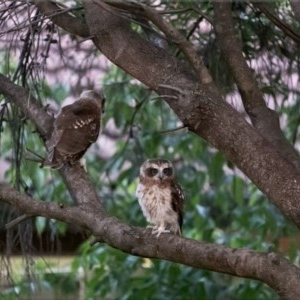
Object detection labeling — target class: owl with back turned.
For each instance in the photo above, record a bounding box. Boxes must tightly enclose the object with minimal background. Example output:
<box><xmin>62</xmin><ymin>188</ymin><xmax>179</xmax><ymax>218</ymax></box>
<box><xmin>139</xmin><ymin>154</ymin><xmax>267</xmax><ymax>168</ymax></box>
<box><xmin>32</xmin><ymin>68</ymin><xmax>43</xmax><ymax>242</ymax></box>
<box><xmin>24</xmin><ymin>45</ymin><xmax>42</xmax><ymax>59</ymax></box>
<box><xmin>136</xmin><ymin>159</ymin><xmax>184</xmax><ymax>237</ymax></box>
<box><xmin>43</xmin><ymin>90</ymin><xmax>105</xmax><ymax>169</ymax></box>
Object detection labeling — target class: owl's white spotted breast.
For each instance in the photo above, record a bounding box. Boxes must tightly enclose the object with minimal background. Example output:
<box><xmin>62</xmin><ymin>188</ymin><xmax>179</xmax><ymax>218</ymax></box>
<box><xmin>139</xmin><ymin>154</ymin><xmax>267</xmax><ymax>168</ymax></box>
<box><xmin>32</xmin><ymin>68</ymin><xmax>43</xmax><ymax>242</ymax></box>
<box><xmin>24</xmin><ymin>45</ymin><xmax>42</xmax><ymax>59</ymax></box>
<box><xmin>136</xmin><ymin>181</ymin><xmax>179</xmax><ymax>227</ymax></box>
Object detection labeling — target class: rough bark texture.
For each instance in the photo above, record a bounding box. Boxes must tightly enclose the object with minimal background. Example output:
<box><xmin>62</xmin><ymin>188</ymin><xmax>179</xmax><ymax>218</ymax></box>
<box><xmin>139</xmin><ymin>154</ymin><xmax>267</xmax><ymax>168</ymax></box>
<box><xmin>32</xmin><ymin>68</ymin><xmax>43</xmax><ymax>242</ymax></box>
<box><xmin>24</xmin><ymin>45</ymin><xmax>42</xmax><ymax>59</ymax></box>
<box><xmin>290</xmin><ymin>0</ymin><xmax>300</xmax><ymax>22</ymax></box>
<box><xmin>213</xmin><ymin>2</ymin><xmax>300</xmax><ymax>170</ymax></box>
<box><xmin>1</xmin><ymin>1</ymin><xmax>300</xmax><ymax>299</ymax></box>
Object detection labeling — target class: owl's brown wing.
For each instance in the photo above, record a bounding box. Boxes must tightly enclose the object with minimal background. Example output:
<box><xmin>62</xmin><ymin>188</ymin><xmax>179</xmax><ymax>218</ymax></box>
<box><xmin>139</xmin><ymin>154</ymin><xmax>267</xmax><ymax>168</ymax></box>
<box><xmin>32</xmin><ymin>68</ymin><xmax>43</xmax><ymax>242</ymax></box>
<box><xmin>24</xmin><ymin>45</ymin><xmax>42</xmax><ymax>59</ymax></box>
<box><xmin>54</xmin><ymin>101</ymin><xmax>101</xmax><ymax>152</ymax></box>
<box><xmin>45</xmin><ymin>127</ymin><xmax>64</xmax><ymax>162</ymax></box>
<box><xmin>171</xmin><ymin>181</ymin><xmax>184</xmax><ymax>229</ymax></box>
<box><xmin>44</xmin><ymin>101</ymin><xmax>101</xmax><ymax>167</ymax></box>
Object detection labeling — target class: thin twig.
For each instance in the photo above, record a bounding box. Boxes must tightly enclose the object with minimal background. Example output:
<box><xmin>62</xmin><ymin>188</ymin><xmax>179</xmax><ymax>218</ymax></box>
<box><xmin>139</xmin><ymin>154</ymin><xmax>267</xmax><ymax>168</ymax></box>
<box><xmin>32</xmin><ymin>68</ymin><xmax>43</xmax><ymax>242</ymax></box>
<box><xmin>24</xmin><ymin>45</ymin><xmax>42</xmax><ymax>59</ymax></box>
<box><xmin>252</xmin><ymin>2</ymin><xmax>300</xmax><ymax>44</ymax></box>
<box><xmin>175</xmin><ymin>15</ymin><xmax>204</xmax><ymax>57</ymax></box>
<box><xmin>5</xmin><ymin>214</ymin><xmax>32</xmax><ymax>230</ymax></box>
<box><xmin>25</xmin><ymin>147</ymin><xmax>44</xmax><ymax>164</ymax></box>
<box><xmin>0</xmin><ymin>6</ymin><xmax>82</xmax><ymax>36</ymax></box>
<box><xmin>158</xmin><ymin>125</ymin><xmax>187</xmax><ymax>134</ymax></box>
<box><xmin>158</xmin><ymin>84</ymin><xmax>184</xmax><ymax>94</ymax></box>
<box><xmin>150</xmin><ymin>95</ymin><xmax>178</xmax><ymax>101</ymax></box>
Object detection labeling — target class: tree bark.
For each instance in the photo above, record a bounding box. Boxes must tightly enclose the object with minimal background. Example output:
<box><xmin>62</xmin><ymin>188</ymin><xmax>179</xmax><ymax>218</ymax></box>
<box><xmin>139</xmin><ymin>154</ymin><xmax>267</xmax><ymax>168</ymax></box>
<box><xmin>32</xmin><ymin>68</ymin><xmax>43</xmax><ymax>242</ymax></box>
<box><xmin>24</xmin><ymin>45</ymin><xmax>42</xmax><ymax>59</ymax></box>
<box><xmin>290</xmin><ymin>0</ymin><xmax>300</xmax><ymax>22</ymax></box>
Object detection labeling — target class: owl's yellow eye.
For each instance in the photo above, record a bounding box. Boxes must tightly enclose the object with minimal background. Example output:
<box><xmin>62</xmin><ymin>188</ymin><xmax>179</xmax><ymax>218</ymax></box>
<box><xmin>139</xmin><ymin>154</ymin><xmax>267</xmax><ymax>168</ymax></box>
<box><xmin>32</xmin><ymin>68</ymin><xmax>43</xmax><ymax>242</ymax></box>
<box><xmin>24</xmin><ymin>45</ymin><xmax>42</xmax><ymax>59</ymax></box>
<box><xmin>163</xmin><ymin>167</ymin><xmax>173</xmax><ymax>176</ymax></box>
<box><xmin>147</xmin><ymin>168</ymin><xmax>158</xmax><ymax>177</ymax></box>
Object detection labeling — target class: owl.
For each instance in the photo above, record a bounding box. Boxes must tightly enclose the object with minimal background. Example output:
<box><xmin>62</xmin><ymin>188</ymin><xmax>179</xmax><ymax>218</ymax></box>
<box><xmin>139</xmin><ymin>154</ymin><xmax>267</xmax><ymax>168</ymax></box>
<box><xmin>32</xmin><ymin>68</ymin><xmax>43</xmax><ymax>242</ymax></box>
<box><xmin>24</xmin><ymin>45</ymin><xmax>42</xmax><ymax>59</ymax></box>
<box><xmin>43</xmin><ymin>90</ymin><xmax>105</xmax><ymax>169</ymax></box>
<box><xmin>136</xmin><ymin>159</ymin><xmax>184</xmax><ymax>237</ymax></box>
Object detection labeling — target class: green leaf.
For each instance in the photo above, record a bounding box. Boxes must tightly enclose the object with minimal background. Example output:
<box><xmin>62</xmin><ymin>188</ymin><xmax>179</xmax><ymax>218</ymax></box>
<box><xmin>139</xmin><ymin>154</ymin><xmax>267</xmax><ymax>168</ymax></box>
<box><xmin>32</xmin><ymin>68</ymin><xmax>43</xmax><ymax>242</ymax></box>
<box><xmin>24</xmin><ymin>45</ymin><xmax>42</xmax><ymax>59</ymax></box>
<box><xmin>35</xmin><ymin>216</ymin><xmax>46</xmax><ymax>235</ymax></box>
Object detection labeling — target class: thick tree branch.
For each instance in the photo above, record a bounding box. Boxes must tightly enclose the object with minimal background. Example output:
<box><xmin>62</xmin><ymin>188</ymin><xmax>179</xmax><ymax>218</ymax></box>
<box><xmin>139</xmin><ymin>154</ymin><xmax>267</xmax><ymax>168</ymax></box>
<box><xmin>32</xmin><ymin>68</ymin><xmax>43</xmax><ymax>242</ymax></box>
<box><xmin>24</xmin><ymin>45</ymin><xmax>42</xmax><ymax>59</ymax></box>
<box><xmin>213</xmin><ymin>2</ymin><xmax>300</xmax><ymax>170</ymax></box>
<box><xmin>0</xmin><ymin>73</ymin><xmax>52</xmax><ymax>139</ymax></box>
<box><xmin>0</xmin><ymin>183</ymin><xmax>93</xmax><ymax>228</ymax></box>
<box><xmin>213</xmin><ymin>3</ymin><xmax>265</xmax><ymax>113</ymax></box>
<box><xmin>84</xmin><ymin>0</ymin><xmax>195</xmax><ymax>92</ymax></box>
<box><xmin>33</xmin><ymin>0</ymin><xmax>89</xmax><ymax>37</ymax></box>
<box><xmin>289</xmin><ymin>0</ymin><xmax>300</xmax><ymax>22</ymax></box>
<box><xmin>1</xmin><ymin>183</ymin><xmax>300</xmax><ymax>300</ymax></box>
<box><xmin>102</xmin><ymin>0</ymin><xmax>213</xmax><ymax>84</ymax></box>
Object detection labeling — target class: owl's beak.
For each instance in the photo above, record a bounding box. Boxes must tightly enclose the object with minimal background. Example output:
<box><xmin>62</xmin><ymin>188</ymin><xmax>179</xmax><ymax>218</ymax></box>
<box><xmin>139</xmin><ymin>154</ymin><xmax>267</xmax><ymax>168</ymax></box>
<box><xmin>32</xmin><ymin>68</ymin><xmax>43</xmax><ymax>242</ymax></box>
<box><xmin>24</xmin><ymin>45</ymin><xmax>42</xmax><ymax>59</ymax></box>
<box><xmin>158</xmin><ymin>173</ymin><xmax>164</xmax><ymax>181</ymax></box>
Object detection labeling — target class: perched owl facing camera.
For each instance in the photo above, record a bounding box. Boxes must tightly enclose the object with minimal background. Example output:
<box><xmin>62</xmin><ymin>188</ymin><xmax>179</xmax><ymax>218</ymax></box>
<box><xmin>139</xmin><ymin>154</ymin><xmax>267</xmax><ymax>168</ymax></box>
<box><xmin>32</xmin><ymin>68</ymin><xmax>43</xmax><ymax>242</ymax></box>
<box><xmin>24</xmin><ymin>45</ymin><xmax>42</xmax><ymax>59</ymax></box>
<box><xmin>136</xmin><ymin>159</ymin><xmax>184</xmax><ymax>237</ymax></box>
<box><xmin>43</xmin><ymin>90</ymin><xmax>105</xmax><ymax>169</ymax></box>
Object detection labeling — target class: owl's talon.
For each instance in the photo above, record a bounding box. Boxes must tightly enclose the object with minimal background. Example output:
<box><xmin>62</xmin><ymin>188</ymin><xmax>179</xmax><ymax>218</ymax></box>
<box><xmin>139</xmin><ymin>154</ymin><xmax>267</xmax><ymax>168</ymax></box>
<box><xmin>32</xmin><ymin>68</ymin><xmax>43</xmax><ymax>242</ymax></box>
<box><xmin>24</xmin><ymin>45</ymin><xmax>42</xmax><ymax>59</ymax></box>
<box><xmin>79</xmin><ymin>157</ymin><xmax>87</xmax><ymax>172</ymax></box>
<box><xmin>152</xmin><ymin>227</ymin><xmax>170</xmax><ymax>237</ymax></box>
<box><xmin>146</xmin><ymin>225</ymin><xmax>156</xmax><ymax>229</ymax></box>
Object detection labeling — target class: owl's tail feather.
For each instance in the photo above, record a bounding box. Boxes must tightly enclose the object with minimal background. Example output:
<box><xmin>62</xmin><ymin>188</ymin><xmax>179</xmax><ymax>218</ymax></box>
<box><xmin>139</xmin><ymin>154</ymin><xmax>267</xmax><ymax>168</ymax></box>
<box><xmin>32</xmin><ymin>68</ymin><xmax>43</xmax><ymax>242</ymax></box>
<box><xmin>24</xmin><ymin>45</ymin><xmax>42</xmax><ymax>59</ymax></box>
<box><xmin>42</xmin><ymin>158</ymin><xmax>64</xmax><ymax>169</ymax></box>
<box><xmin>171</xmin><ymin>223</ymin><xmax>182</xmax><ymax>236</ymax></box>
<box><xmin>42</xmin><ymin>150</ymin><xmax>64</xmax><ymax>169</ymax></box>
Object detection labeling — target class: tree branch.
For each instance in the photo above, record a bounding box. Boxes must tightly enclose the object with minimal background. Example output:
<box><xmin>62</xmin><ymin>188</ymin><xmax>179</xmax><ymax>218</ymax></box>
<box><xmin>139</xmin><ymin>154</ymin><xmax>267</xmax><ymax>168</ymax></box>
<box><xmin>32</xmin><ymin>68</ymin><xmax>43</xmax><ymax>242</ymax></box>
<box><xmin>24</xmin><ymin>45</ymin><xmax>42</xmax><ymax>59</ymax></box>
<box><xmin>33</xmin><ymin>0</ymin><xmax>89</xmax><ymax>37</ymax></box>
<box><xmin>0</xmin><ymin>73</ymin><xmax>52</xmax><ymax>139</ymax></box>
<box><xmin>5</xmin><ymin>214</ymin><xmax>31</xmax><ymax>230</ymax></box>
<box><xmin>213</xmin><ymin>2</ymin><xmax>300</xmax><ymax>170</ymax></box>
<box><xmin>0</xmin><ymin>183</ymin><xmax>91</xmax><ymax>228</ymax></box>
<box><xmin>1</xmin><ymin>182</ymin><xmax>300</xmax><ymax>300</ymax></box>
<box><xmin>83</xmin><ymin>0</ymin><xmax>195</xmax><ymax>92</ymax></box>
<box><xmin>102</xmin><ymin>0</ymin><xmax>213</xmax><ymax>84</ymax></box>
<box><xmin>289</xmin><ymin>0</ymin><xmax>300</xmax><ymax>22</ymax></box>
<box><xmin>253</xmin><ymin>2</ymin><xmax>300</xmax><ymax>44</ymax></box>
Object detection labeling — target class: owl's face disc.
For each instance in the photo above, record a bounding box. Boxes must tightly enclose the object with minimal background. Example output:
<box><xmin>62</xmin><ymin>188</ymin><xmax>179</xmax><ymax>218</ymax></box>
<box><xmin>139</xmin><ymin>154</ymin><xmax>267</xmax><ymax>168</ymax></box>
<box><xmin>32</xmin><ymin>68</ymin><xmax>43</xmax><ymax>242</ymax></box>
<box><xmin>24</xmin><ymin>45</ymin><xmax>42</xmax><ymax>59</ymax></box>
<box><xmin>140</xmin><ymin>159</ymin><xmax>174</xmax><ymax>181</ymax></box>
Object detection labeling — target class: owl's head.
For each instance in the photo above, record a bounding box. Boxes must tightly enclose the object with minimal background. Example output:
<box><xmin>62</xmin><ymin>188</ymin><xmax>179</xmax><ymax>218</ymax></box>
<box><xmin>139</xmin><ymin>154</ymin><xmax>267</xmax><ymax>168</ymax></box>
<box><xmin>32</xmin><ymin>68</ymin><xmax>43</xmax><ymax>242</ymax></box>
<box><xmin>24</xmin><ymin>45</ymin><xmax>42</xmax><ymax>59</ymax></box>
<box><xmin>140</xmin><ymin>159</ymin><xmax>174</xmax><ymax>181</ymax></box>
<box><xmin>80</xmin><ymin>90</ymin><xmax>106</xmax><ymax>113</ymax></box>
